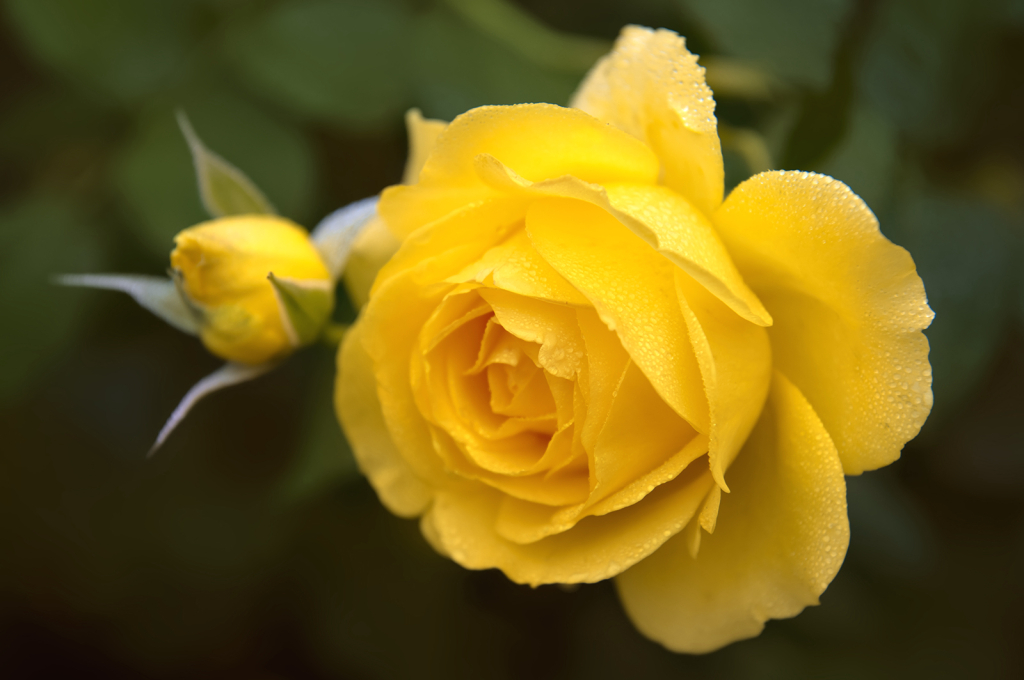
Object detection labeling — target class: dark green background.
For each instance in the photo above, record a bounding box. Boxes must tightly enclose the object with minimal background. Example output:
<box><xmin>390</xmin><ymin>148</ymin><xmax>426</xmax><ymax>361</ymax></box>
<box><xmin>2</xmin><ymin>0</ymin><xmax>1023</xmax><ymax>677</ymax></box>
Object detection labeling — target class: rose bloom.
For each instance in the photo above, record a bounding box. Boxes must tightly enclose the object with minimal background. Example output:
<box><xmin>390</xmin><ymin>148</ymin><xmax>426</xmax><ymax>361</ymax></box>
<box><xmin>337</xmin><ymin>26</ymin><xmax>932</xmax><ymax>652</ymax></box>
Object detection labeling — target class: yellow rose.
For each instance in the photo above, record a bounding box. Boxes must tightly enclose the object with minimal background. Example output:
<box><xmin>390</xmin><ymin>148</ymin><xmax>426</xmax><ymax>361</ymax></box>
<box><xmin>172</xmin><ymin>214</ymin><xmax>332</xmax><ymax>365</ymax></box>
<box><xmin>336</xmin><ymin>26</ymin><xmax>933</xmax><ymax>652</ymax></box>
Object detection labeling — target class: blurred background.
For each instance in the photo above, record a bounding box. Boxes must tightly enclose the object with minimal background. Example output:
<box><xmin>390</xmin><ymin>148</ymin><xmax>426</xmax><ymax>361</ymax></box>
<box><xmin>1</xmin><ymin>0</ymin><xmax>1023</xmax><ymax>677</ymax></box>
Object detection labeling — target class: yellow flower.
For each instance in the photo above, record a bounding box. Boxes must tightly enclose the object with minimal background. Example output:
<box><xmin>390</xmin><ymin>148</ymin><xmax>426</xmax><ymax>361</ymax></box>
<box><xmin>172</xmin><ymin>214</ymin><xmax>332</xmax><ymax>365</ymax></box>
<box><xmin>336</xmin><ymin>26</ymin><xmax>933</xmax><ymax>652</ymax></box>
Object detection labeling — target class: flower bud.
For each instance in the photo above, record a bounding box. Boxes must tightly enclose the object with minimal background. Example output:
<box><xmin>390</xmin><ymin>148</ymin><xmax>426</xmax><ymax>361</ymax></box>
<box><xmin>171</xmin><ymin>215</ymin><xmax>333</xmax><ymax>365</ymax></box>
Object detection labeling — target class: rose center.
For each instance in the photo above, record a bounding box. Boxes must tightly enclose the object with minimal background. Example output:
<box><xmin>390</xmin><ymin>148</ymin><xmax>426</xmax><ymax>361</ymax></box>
<box><xmin>413</xmin><ymin>287</ymin><xmax>589</xmax><ymax>505</ymax></box>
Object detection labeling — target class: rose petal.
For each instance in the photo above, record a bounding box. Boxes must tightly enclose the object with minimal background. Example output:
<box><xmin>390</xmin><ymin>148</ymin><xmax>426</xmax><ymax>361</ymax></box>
<box><xmin>526</xmin><ymin>196</ymin><xmax>710</xmax><ymax>434</ymax></box>
<box><xmin>571</xmin><ymin>26</ymin><xmax>724</xmax><ymax>217</ymax></box>
<box><xmin>337</xmin><ymin>320</ymin><xmax>434</xmax><ymax>517</ymax></box>
<box><xmin>426</xmin><ymin>458</ymin><xmax>716</xmax><ymax>586</ymax></box>
<box><xmin>402</xmin><ymin>108</ymin><xmax>447</xmax><ymax>185</ymax></box>
<box><xmin>676</xmin><ymin>270</ymin><xmax>771</xmax><ymax>492</ymax></box>
<box><xmin>616</xmin><ymin>371</ymin><xmax>849</xmax><ymax>653</ymax></box>
<box><xmin>429</xmin><ymin>425</ymin><xmax>588</xmax><ymax>506</ymax></box>
<box><xmin>608</xmin><ymin>183</ymin><xmax>770</xmax><ymax>326</ymax></box>
<box><xmin>447</xmin><ymin>227</ymin><xmax>591</xmax><ymax>307</ymax></box>
<box><xmin>576</xmin><ymin>306</ymin><xmax>629</xmax><ymax>457</ymax></box>
<box><xmin>372</xmin><ymin>197</ymin><xmax>526</xmax><ymax>300</ymax></box>
<box><xmin>474</xmin><ymin>154</ymin><xmax>770</xmax><ymax>326</ymax></box>
<box><xmin>355</xmin><ymin>207</ymin><xmax>518</xmax><ymax>494</ymax></box>
<box><xmin>343</xmin><ymin>216</ymin><xmax>401</xmax><ymax>309</ymax></box>
<box><xmin>480</xmin><ymin>287</ymin><xmax>586</xmax><ymax>380</ymax></box>
<box><xmin>714</xmin><ymin>171</ymin><xmax>933</xmax><ymax>474</ymax></box>
<box><xmin>495</xmin><ymin>432</ymin><xmax>710</xmax><ymax>545</ymax></box>
<box><xmin>589</xmin><ymin>361</ymin><xmax>699</xmax><ymax>505</ymax></box>
<box><xmin>380</xmin><ymin>103</ymin><xmax>659</xmax><ymax>238</ymax></box>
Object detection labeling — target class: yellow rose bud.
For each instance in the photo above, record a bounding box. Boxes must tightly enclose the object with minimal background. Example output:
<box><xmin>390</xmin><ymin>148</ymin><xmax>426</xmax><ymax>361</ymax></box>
<box><xmin>171</xmin><ymin>215</ymin><xmax>332</xmax><ymax>365</ymax></box>
<box><xmin>337</xmin><ymin>26</ymin><xmax>933</xmax><ymax>653</ymax></box>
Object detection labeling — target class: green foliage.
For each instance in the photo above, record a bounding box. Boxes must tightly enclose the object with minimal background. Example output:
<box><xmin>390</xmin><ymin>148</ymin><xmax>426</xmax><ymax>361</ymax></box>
<box><xmin>845</xmin><ymin>470</ymin><xmax>935</xmax><ymax>580</ymax></box>
<box><xmin>222</xmin><ymin>0</ymin><xmax>415</xmax><ymax>129</ymax></box>
<box><xmin>818</xmin><ymin>101</ymin><xmax>899</xmax><ymax>210</ymax></box>
<box><xmin>884</xmin><ymin>189</ymin><xmax>1018</xmax><ymax>429</ymax></box>
<box><xmin>275</xmin><ymin>347</ymin><xmax>360</xmax><ymax>505</ymax></box>
<box><xmin>0</xmin><ymin>196</ymin><xmax>104</xmax><ymax>401</ymax></box>
<box><xmin>5</xmin><ymin>0</ymin><xmax>193</xmax><ymax>102</ymax></box>
<box><xmin>858</xmin><ymin>0</ymin><xmax>1001</xmax><ymax>145</ymax></box>
<box><xmin>412</xmin><ymin>6</ymin><xmax>581</xmax><ymax>120</ymax></box>
<box><xmin>220</xmin><ymin>0</ymin><xmax>585</xmax><ymax>128</ymax></box>
<box><xmin>442</xmin><ymin>0</ymin><xmax>611</xmax><ymax>73</ymax></box>
<box><xmin>679</xmin><ymin>0</ymin><xmax>852</xmax><ymax>88</ymax></box>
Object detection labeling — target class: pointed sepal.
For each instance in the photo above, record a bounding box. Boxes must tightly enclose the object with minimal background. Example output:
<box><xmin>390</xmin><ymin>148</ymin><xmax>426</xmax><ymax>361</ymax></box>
<box><xmin>309</xmin><ymin>196</ymin><xmax>378</xmax><ymax>281</ymax></box>
<box><xmin>55</xmin><ymin>273</ymin><xmax>202</xmax><ymax>335</ymax></box>
<box><xmin>176</xmin><ymin>110</ymin><xmax>276</xmax><ymax>218</ymax></box>
<box><xmin>149</xmin><ymin>361</ymin><xmax>274</xmax><ymax>456</ymax></box>
<box><xmin>268</xmin><ymin>273</ymin><xmax>334</xmax><ymax>347</ymax></box>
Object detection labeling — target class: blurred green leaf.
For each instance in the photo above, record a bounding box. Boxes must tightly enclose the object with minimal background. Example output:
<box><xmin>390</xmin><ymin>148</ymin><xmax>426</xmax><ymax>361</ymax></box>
<box><xmin>846</xmin><ymin>471</ymin><xmax>936</xmax><ymax>580</ymax></box>
<box><xmin>1009</xmin><ymin>0</ymin><xmax>1024</xmax><ymax>25</ymax></box>
<box><xmin>0</xmin><ymin>87</ymin><xmax>111</xmax><ymax>166</ymax></box>
<box><xmin>4</xmin><ymin>0</ymin><xmax>193</xmax><ymax>102</ymax></box>
<box><xmin>412</xmin><ymin>7</ymin><xmax>580</xmax><ymax>122</ymax></box>
<box><xmin>295</xmin><ymin>494</ymin><xmax>516</xmax><ymax>680</ymax></box>
<box><xmin>818</xmin><ymin>102</ymin><xmax>899</xmax><ymax>210</ymax></box>
<box><xmin>884</xmin><ymin>189</ymin><xmax>1017</xmax><ymax>430</ymax></box>
<box><xmin>113</xmin><ymin>90</ymin><xmax>316</xmax><ymax>256</ymax></box>
<box><xmin>0</xmin><ymin>196</ymin><xmax>104</xmax><ymax>402</ymax></box>
<box><xmin>275</xmin><ymin>348</ymin><xmax>358</xmax><ymax>505</ymax></box>
<box><xmin>858</xmin><ymin>0</ymin><xmax>1001</xmax><ymax>145</ymax></box>
<box><xmin>678</xmin><ymin>0</ymin><xmax>852</xmax><ymax>89</ymax></box>
<box><xmin>761</xmin><ymin>99</ymin><xmax>803</xmax><ymax>169</ymax></box>
<box><xmin>441</xmin><ymin>0</ymin><xmax>610</xmax><ymax>74</ymax></box>
<box><xmin>222</xmin><ymin>0</ymin><xmax>414</xmax><ymax>129</ymax></box>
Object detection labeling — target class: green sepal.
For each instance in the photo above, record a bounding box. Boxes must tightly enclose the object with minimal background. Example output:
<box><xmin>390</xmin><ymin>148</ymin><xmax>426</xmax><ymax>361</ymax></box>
<box><xmin>56</xmin><ymin>273</ymin><xmax>202</xmax><ymax>335</ymax></box>
<box><xmin>176</xmin><ymin>110</ymin><xmax>276</xmax><ymax>218</ymax></box>
<box><xmin>150</xmin><ymin>361</ymin><xmax>275</xmax><ymax>457</ymax></box>
<box><xmin>168</xmin><ymin>267</ymin><xmax>209</xmax><ymax>327</ymax></box>
<box><xmin>268</xmin><ymin>273</ymin><xmax>334</xmax><ymax>348</ymax></box>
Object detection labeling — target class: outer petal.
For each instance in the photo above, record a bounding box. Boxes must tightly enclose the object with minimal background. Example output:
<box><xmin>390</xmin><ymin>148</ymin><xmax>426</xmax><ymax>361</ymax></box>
<box><xmin>616</xmin><ymin>371</ymin><xmax>849</xmax><ymax>653</ymax></box>
<box><xmin>402</xmin><ymin>108</ymin><xmax>448</xmax><ymax>185</ymax></box>
<box><xmin>372</xmin><ymin>197</ymin><xmax>526</xmax><ymax>299</ymax></box>
<box><xmin>495</xmin><ymin>434</ymin><xmax>709</xmax><ymax>545</ymax></box>
<box><xmin>337</xmin><ymin>321</ymin><xmax>433</xmax><ymax>517</ymax></box>
<box><xmin>425</xmin><ymin>460</ymin><xmax>716</xmax><ymax>587</ymax></box>
<box><xmin>713</xmin><ymin>171</ymin><xmax>933</xmax><ymax>474</ymax></box>
<box><xmin>676</xmin><ymin>271</ymin><xmax>771</xmax><ymax>492</ymax></box>
<box><xmin>343</xmin><ymin>216</ymin><xmax>401</xmax><ymax>309</ymax></box>
<box><xmin>380</xmin><ymin>103</ymin><xmax>659</xmax><ymax>238</ymax></box>
<box><xmin>474</xmin><ymin>154</ymin><xmax>770</xmax><ymax>326</ymax></box>
<box><xmin>571</xmin><ymin>26</ymin><xmax>724</xmax><ymax>217</ymax></box>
